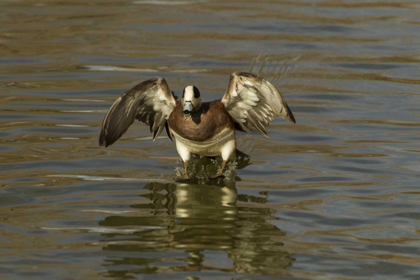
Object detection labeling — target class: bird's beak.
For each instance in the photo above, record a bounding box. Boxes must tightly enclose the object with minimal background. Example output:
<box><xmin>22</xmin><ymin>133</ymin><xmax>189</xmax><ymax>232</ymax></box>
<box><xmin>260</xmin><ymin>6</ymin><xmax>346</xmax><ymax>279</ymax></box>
<box><xmin>183</xmin><ymin>101</ymin><xmax>193</xmax><ymax>114</ymax></box>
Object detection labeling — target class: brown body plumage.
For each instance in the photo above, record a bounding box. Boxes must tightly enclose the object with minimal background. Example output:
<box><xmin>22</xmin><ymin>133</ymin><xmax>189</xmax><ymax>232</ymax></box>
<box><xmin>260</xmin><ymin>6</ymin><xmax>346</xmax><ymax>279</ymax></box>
<box><xmin>168</xmin><ymin>101</ymin><xmax>234</xmax><ymax>142</ymax></box>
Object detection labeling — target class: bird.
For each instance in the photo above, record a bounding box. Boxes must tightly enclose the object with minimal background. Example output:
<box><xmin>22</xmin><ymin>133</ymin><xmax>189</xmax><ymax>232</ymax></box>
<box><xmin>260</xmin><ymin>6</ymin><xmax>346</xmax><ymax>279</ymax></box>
<box><xmin>99</xmin><ymin>72</ymin><xmax>296</xmax><ymax>180</ymax></box>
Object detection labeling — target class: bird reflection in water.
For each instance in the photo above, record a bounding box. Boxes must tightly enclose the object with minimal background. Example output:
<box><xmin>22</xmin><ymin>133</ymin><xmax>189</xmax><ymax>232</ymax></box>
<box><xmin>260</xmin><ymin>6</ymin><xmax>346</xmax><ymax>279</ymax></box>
<box><xmin>98</xmin><ymin>167</ymin><xmax>294</xmax><ymax>278</ymax></box>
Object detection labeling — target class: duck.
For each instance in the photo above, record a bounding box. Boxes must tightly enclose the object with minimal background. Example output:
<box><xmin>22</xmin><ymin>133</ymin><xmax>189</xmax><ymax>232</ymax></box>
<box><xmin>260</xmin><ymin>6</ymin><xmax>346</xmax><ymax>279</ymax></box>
<box><xmin>99</xmin><ymin>72</ymin><xmax>296</xmax><ymax>179</ymax></box>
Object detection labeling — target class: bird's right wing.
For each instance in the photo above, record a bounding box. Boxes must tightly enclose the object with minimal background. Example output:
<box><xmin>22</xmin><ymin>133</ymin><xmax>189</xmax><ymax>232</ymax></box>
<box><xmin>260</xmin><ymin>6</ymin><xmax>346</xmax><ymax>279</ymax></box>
<box><xmin>99</xmin><ymin>77</ymin><xmax>176</xmax><ymax>147</ymax></box>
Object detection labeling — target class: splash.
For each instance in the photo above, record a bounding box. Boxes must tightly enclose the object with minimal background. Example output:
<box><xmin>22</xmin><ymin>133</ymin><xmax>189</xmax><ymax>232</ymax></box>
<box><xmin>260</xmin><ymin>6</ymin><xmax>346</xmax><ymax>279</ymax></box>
<box><xmin>248</xmin><ymin>53</ymin><xmax>301</xmax><ymax>86</ymax></box>
<box><xmin>174</xmin><ymin>153</ymin><xmax>247</xmax><ymax>184</ymax></box>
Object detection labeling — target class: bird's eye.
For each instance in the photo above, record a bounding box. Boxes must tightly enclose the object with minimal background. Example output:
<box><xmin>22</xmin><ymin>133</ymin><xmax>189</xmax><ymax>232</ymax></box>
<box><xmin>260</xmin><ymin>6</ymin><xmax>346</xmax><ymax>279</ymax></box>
<box><xmin>193</xmin><ymin>86</ymin><xmax>200</xmax><ymax>98</ymax></box>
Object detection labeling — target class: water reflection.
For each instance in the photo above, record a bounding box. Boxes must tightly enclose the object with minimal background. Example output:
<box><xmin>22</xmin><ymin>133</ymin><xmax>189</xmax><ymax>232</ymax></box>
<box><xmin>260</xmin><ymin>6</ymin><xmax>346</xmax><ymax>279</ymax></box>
<box><xmin>99</xmin><ymin>181</ymin><xmax>293</xmax><ymax>277</ymax></box>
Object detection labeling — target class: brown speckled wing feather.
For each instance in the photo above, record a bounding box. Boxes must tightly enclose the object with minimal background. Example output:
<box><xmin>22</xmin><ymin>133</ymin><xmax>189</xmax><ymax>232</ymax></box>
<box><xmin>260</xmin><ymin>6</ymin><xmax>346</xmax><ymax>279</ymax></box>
<box><xmin>221</xmin><ymin>72</ymin><xmax>295</xmax><ymax>137</ymax></box>
<box><xmin>99</xmin><ymin>77</ymin><xmax>176</xmax><ymax>147</ymax></box>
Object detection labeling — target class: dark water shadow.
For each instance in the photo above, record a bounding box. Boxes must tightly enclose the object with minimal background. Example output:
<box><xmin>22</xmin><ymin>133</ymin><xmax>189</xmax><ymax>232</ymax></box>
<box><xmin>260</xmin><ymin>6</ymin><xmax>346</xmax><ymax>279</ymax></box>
<box><xmin>98</xmin><ymin>180</ymin><xmax>294</xmax><ymax>278</ymax></box>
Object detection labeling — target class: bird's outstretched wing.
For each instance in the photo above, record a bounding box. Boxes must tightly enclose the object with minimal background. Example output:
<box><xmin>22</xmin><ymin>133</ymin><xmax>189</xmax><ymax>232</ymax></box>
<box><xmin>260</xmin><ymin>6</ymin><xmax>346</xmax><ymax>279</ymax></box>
<box><xmin>221</xmin><ymin>72</ymin><xmax>295</xmax><ymax>137</ymax></box>
<box><xmin>99</xmin><ymin>77</ymin><xmax>176</xmax><ymax>147</ymax></box>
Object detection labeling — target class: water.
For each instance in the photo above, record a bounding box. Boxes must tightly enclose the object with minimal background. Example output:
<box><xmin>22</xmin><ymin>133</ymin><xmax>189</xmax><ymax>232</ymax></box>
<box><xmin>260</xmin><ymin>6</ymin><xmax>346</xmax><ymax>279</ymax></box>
<box><xmin>1</xmin><ymin>0</ymin><xmax>419</xmax><ymax>279</ymax></box>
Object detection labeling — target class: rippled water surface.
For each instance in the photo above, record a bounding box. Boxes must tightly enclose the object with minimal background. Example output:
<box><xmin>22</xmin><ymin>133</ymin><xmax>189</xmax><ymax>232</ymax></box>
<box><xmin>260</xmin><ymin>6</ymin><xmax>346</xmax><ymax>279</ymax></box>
<box><xmin>1</xmin><ymin>0</ymin><xmax>420</xmax><ymax>279</ymax></box>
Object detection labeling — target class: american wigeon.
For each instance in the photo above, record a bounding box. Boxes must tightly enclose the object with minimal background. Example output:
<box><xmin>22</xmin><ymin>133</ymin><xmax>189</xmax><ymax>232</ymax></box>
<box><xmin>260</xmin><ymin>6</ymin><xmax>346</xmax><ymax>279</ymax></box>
<box><xmin>99</xmin><ymin>72</ymin><xmax>296</xmax><ymax>179</ymax></box>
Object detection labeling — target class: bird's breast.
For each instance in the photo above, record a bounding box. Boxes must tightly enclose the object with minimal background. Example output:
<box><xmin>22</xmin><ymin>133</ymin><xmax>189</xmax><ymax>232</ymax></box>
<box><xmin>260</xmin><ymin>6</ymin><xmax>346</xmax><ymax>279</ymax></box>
<box><xmin>168</xmin><ymin>101</ymin><xmax>234</xmax><ymax>142</ymax></box>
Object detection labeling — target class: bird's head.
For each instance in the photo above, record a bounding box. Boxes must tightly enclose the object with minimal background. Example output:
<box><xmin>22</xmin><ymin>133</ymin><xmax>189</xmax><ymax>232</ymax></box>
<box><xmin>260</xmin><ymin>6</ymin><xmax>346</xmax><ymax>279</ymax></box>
<box><xmin>181</xmin><ymin>85</ymin><xmax>202</xmax><ymax>116</ymax></box>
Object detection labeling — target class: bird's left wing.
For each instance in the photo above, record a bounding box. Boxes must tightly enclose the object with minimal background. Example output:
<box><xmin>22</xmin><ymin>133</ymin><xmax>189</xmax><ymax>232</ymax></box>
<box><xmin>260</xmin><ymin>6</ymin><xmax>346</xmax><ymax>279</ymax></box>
<box><xmin>221</xmin><ymin>72</ymin><xmax>295</xmax><ymax>137</ymax></box>
<box><xmin>99</xmin><ymin>77</ymin><xmax>176</xmax><ymax>147</ymax></box>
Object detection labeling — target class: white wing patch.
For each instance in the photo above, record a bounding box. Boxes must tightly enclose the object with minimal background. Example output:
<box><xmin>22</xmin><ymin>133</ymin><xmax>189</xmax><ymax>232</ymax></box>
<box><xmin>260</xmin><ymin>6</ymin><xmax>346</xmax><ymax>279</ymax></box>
<box><xmin>155</xmin><ymin>88</ymin><xmax>174</xmax><ymax>120</ymax></box>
